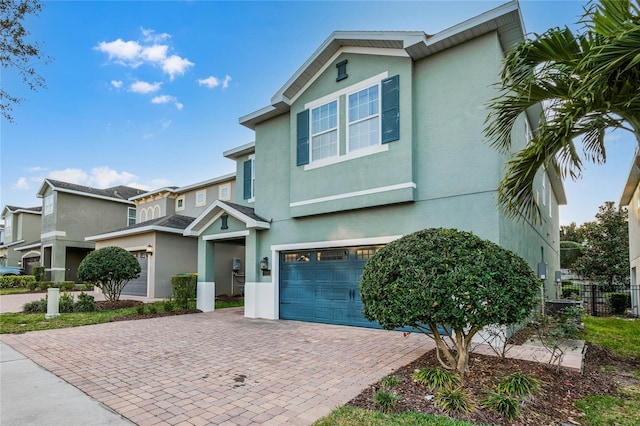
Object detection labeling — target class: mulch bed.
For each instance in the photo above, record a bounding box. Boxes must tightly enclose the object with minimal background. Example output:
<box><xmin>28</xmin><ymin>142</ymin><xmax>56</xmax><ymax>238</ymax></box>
<box><xmin>348</xmin><ymin>339</ymin><xmax>640</xmax><ymax>425</ymax></box>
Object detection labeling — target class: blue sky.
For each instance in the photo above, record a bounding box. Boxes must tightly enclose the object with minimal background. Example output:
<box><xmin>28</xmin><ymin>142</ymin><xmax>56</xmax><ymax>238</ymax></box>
<box><xmin>1</xmin><ymin>0</ymin><xmax>636</xmax><ymax>226</ymax></box>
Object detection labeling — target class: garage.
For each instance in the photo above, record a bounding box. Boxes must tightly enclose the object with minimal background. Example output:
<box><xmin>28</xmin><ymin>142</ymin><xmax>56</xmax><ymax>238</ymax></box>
<box><xmin>122</xmin><ymin>251</ymin><xmax>148</xmax><ymax>297</ymax></box>
<box><xmin>279</xmin><ymin>246</ymin><xmax>383</xmax><ymax>328</ymax></box>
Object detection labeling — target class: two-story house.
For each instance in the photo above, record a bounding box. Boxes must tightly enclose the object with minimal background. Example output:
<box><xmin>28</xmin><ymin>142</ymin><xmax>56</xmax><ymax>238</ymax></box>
<box><xmin>36</xmin><ymin>179</ymin><xmax>145</xmax><ymax>282</ymax></box>
<box><xmin>185</xmin><ymin>2</ymin><xmax>565</xmax><ymax>327</ymax></box>
<box><xmin>87</xmin><ymin>174</ymin><xmax>241</xmax><ymax>298</ymax></box>
<box><xmin>620</xmin><ymin>148</ymin><xmax>640</xmax><ymax>316</ymax></box>
<box><xmin>0</xmin><ymin>205</ymin><xmax>42</xmax><ymax>273</ymax></box>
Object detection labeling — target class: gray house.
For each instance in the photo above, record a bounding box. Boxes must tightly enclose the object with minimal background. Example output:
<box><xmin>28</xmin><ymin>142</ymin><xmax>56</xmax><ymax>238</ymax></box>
<box><xmin>87</xmin><ymin>174</ymin><xmax>241</xmax><ymax>298</ymax></box>
<box><xmin>36</xmin><ymin>179</ymin><xmax>145</xmax><ymax>282</ymax></box>
<box><xmin>186</xmin><ymin>1</ymin><xmax>565</xmax><ymax>326</ymax></box>
<box><xmin>620</xmin><ymin>148</ymin><xmax>640</xmax><ymax>316</ymax></box>
<box><xmin>0</xmin><ymin>205</ymin><xmax>42</xmax><ymax>273</ymax></box>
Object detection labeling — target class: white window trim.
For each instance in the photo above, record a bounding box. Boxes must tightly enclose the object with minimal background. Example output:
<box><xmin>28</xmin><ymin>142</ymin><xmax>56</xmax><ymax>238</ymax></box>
<box><xmin>44</xmin><ymin>195</ymin><xmax>54</xmax><ymax>216</ymax></box>
<box><xmin>218</xmin><ymin>183</ymin><xmax>231</xmax><ymax>201</ymax></box>
<box><xmin>304</xmin><ymin>72</ymin><xmax>388</xmax><ymax>110</ymax></box>
<box><xmin>127</xmin><ymin>207</ymin><xmax>136</xmax><ymax>226</ymax></box>
<box><xmin>310</xmin><ymin>99</ymin><xmax>339</xmax><ymax>163</ymax></box>
<box><xmin>346</xmin><ymin>82</ymin><xmax>381</xmax><ymax>155</ymax></box>
<box><xmin>304</xmin><ymin>143</ymin><xmax>388</xmax><ymax>171</ymax></box>
<box><xmin>176</xmin><ymin>196</ymin><xmax>185</xmax><ymax>211</ymax></box>
<box><xmin>196</xmin><ymin>190</ymin><xmax>206</xmax><ymax>207</ymax></box>
<box><xmin>290</xmin><ymin>181</ymin><xmax>415</xmax><ymax>207</ymax></box>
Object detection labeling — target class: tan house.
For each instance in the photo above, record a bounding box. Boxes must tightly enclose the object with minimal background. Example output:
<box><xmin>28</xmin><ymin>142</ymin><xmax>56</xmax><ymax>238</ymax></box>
<box><xmin>86</xmin><ymin>173</ymin><xmax>244</xmax><ymax>298</ymax></box>
<box><xmin>36</xmin><ymin>179</ymin><xmax>145</xmax><ymax>282</ymax></box>
<box><xmin>0</xmin><ymin>205</ymin><xmax>42</xmax><ymax>273</ymax></box>
<box><xmin>620</xmin><ymin>148</ymin><xmax>640</xmax><ymax>317</ymax></box>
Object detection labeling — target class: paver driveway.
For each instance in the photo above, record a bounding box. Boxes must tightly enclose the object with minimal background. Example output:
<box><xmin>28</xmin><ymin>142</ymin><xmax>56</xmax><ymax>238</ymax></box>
<box><xmin>1</xmin><ymin>308</ymin><xmax>435</xmax><ymax>425</ymax></box>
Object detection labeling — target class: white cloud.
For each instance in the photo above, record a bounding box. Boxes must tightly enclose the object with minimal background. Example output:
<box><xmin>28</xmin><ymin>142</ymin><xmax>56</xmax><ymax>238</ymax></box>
<box><xmin>96</xmin><ymin>28</ymin><xmax>193</xmax><ymax>81</ymax></box>
<box><xmin>89</xmin><ymin>166</ymin><xmax>137</xmax><ymax>188</ymax></box>
<box><xmin>175</xmin><ymin>102</ymin><xmax>183</xmax><ymax>111</ymax></box>
<box><xmin>222</xmin><ymin>75</ymin><xmax>232</xmax><ymax>89</ymax></box>
<box><xmin>26</xmin><ymin>166</ymin><xmax>46</xmax><ymax>173</ymax></box>
<box><xmin>48</xmin><ymin>168</ymin><xmax>89</xmax><ymax>184</ymax></box>
<box><xmin>95</xmin><ymin>39</ymin><xmax>142</xmax><ymax>65</ymax></box>
<box><xmin>141</xmin><ymin>27</ymin><xmax>170</xmax><ymax>43</ymax></box>
<box><xmin>140</xmin><ymin>44</ymin><xmax>168</xmax><ymax>63</ymax></box>
<box><xmin>198</xmin><ymin>75</ymin><xmax>232</xmax><ymax>89</ymax></box>
<box><xmin>130</xmin><ymin>81</ymin><xmax>162</xmax><ymax>94</ymax></box>
<box><xmin>198</xmin><ymin>76</ymin><xmax>219</xmax><ymax>88</ymax></box>
<box><xmin>15</xmin><ymin>177</ymin><xmax>29</xmax><ymax>190</ymax></box>
<box><xmin>151</xmin><ymin>95</ymin><xmax>174</xmax><ymax>104</ymax></box>
<box><xmin>162</xmin><ymin>55</ymin><xmax>194</xmax><ymax>80</ymax></box>
<box><xmin>111</xmin><ymin>80</ymin><xmax>123</xmax><ymax>88</ymax></box>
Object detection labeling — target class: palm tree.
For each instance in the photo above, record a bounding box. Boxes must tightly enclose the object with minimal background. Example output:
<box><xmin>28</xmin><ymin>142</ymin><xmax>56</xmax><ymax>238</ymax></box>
<box><xmin>485</xmin><ymin>0</ymin><xmax>640</xmax><ymax>222</ymax></box>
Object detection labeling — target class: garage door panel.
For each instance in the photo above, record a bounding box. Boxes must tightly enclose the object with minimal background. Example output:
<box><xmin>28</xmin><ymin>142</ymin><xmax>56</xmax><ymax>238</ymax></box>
<box><xmin>280</xmin><ymin>247</ymin><xmax>382</xmax><ymax>328</ymax></box>
<box><xmin>122</xmin><ymin>253</ymin><xmax>147</xmax><ymax>297</ymax></box>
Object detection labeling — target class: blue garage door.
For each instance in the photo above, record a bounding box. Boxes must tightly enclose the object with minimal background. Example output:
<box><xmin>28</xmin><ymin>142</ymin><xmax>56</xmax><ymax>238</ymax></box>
<box><xmin>279</xmin><ymin>246</ymin><xmax>383</xmax><ymax>328</ymax></box>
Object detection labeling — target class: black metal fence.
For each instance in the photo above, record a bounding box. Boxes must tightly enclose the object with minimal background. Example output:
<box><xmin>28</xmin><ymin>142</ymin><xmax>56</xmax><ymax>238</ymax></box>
<box><xmin>561</xmin><ymin>281</ymin><xmax>639</xmax><ymax>317</ymax></box>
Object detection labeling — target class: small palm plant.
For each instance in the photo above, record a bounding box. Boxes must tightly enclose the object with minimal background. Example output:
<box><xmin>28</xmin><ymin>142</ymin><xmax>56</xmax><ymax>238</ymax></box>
<box><xmin>497</xmin><ymin>372</ymin><xmax>543</xmax><ymax>398</ymax></box>
<box><xmin>482</xmin><ymin>391</ymin><xmax>522</xmax><ymax>420</ymax></box>
<box><xmin>413</xmin><ymin>367</ymin><xmax>460</xmax><ymax>391</ymax></box>
<box><xmin>373</xmin><ymin>390</ymin><xmax>401</xmax><ymax>413</ymax></box>
<box><xmin>434</xmin><ymin>387</ymin><xmax>473</xmax><ymax>415</ymax></box>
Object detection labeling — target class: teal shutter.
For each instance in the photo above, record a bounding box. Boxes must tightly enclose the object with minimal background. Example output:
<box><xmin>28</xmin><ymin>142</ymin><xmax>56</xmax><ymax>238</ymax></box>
<box><xmin>296</xmin><ymin>109</ymin><xmax>310</xmax><ymax>166</ymax></box>
<box><xmin>381</xmin><ymin>75</ymin><xmax>399</xmax><ymax>143</ymax></box>
<box><xmin>243</xmin><ymin>159</ymin><xmax>252</xmax><ymax>200</ymax></box>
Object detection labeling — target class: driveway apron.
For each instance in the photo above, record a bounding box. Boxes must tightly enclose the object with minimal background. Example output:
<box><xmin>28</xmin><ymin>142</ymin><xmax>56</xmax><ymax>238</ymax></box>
<box><xmin>1</xmin><ymin>308</ymin><xmax>435</xmax><ymax>425</ymax></box>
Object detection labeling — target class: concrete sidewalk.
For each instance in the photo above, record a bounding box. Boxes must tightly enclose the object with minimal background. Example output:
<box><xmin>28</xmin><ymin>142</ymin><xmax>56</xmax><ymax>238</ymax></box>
<box><xmin>0</xmin><ymin>291</ymin><xmax>163</xmax><ymax>313</ymax></box>
<box><xmin>0</xmin><ymin>342</ymin><xmax>133</xmax><ymax>426</ymax></box>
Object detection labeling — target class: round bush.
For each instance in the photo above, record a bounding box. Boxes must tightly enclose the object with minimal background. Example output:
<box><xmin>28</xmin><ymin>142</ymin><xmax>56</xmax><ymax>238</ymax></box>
<box><xmin>77</xmin><ymin>246</ymin><xmax>141</xmax><ymax>302</ymax></box>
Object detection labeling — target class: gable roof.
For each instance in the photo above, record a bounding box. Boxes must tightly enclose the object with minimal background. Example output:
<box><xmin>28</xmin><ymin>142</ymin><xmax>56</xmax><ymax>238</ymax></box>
<box><xmin>184</xmin><ymin>200</ymin><xmax>270</xmax><ymax>236</ymax></box>
<box><xmin>85</xmin><ymin>215</ymin><xmax>196</xmax><ymax>241</ymax></box>
<box><xmin>2</xmin><ymin>205</ymin><xmax>42</xmax><ymax>218</ymax></box>
<box><xmin>240</xmin><ymin>1</ymin><xmax>524</xmax><ymax>129</ymax></box>
<box><xmin>129</xmin><ymin>173</ymin><xmax>236</xmax><ymax>202</ymax></box>
<box><xmin>620</xmin><ymin>148</ymin><xmax>640</xmax><ymax>207</ymax></box>
<box><xmin>36</xmin><ymin>179</ymin><xmax>144</xmax><ymax>204</ymax></box>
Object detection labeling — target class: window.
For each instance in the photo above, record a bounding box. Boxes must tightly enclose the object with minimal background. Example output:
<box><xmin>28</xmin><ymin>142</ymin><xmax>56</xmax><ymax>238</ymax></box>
<box><xmin>243</xmin><ymin>155</ymin><xmax>255</xmax><ymax>201</ymax></box>
<box><xmin>44</xmin><ymin>195</ymin><xmax>54</xmax><ymax>215</ymax></box>
<box><xmin>196</xmin><ymin>190</ymin><xmax>206</xmax><ymax>207</ymax></box>
<box><xmin>541</xmin><ymin>173</ymin><xmax>547</xmax><ymax>207</ymax></box>
<box><xmin>296</xmin><ymin>74</ymin><xmax>399</xmax><ymax>167</ymax></box>
<box><xmin>4</xmin><ymin>215</ymin><xmax>11</xmax><ymax>239</ymax></box>
<box><xmin>283</xmin><ymin>252</ymin><xmax>311</xmax><ymax>262</ymax></box>
<box><xmin>127</xmin><ymin>207</ymin><xmax>136</xmax><ymax>226</ymax></box>
<box><xmin>311</xmin><ymin>100</ymin><xmax>338</xmax><ymax>161</ymax></box>
<box><xmin>219</xmin><ymin>183</ymin><xmax>231</xmax><ymax>201</ymax></box>
<box><xmin>176</xmin><ymin>196</ymin><xmax>185</xmax><ymax>211</ymax></box>
<box><xmin>317</xmin><ymin>249</ymin><xmax>348</xmax><ymax>261</ymax></box>
<box><xmin>348</xmin><ymin>85</ymin><xmax>379</xmax><ymax>151</ymax></box>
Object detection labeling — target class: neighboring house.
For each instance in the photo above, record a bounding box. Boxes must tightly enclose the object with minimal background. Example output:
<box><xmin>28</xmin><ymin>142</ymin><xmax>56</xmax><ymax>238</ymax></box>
<box><xmin>86</xmin><ymin>174</ymin><xmax>241</xmax><ymax>298</ymax></box>
<box><xmin>620</xmin><ymin>148</ymin><xmax>640</xmax><ymax>316</ymax></box>
<box><xmin>0</xmin><ymin>206</ymin><xmax>42</xmax><ymax>274</ymax></box>
<box><xmin>36</xmin><ymin>179</ymin><xmax>145</xmax><ymax>282</ymax></box>
<box><xmin>186</xmin><ymin>1</ymin><xmax>565</xmax><ymax>327</ymax></box>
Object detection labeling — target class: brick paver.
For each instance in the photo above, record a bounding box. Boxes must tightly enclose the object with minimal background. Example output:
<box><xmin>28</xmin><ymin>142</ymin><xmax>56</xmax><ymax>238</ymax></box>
<box><xmin>1</xmin><ymin>308</ymin><xmax>435</xmax><ymax>425</ymax></box>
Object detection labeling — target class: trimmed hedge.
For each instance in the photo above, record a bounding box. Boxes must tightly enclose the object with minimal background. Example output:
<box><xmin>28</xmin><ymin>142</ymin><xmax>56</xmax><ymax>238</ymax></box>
<box><xmin>606</xmin><ymin>292</ymin><xmax>631</xmax><ymax>315</ymax></box>
<box><xmin>27</xmin><ymin>281</ymin><xmax>76</xmax><ymax>291</ymax></box>
<box><xmin>171</xmin><ymin>274</ymin><xmax>197</xmax><ymax>309</ymax></box>
<box><xmin>0</xmin><ymin>275</ymin><xmax>36</xmax><ymax>289</ymax></box>
<box><xmin>561</xmin><ymin>284</ymin><xmax>581</xmax><ymax>299</ymax></box>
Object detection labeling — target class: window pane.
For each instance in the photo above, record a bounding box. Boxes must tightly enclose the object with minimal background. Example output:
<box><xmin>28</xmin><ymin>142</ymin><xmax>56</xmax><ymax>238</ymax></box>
<box><xmin>349</xmin><ymin>86</ymin><xmax>378</xmax><ymax>122</ymax></box>
<box><xmin>312</xmin><ymin>101</ymin><xmax>337</xmax><ymax>135</ymax></box>
<box><xmin>312</xmin><ymin>130</ymin><xmax>337</xmax><ymax>161</ymax></box>
<box><xmin>349</xmin><ymin>117</ymin><xmax>379</xmax><ymax>151</ymax></box>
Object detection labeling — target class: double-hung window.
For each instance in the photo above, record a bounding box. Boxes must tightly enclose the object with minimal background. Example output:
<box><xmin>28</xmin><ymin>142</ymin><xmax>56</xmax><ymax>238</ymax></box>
<box><xmin>348</xmin><ymin>85</ymin><xmax>379</xmax><ymax>152</ymax></box>
<box><xmin>127</xmin><ymin>207</ymin><xmax>136</xmax><ymax>226</ymax></box>
<box><xmin>311</xmin><ymin>100</ymin><xmax>338</xmax><ymax>162</ymax></box>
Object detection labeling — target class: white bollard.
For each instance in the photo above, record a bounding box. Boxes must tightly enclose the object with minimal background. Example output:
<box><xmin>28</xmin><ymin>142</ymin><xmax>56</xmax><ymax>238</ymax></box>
<box><xmin>45</xmin><ymin>287</ymin><xmax>61</xmax><ymax>319</ymax></box>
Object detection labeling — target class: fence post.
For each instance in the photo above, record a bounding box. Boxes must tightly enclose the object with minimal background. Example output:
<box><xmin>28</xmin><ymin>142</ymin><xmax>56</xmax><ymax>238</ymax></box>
<box><xmin>591</xmin><ymin>282</ymin><xmax>597</xmax><ymax>316</ymax></box>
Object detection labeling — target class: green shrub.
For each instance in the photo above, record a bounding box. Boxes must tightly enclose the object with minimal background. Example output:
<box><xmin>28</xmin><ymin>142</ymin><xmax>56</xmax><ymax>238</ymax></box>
<box><xmin>23</xmin><ymin>298</ymin><xmax>47</xmax><ymax>313</ymax></box>
<box><xmin>77</xmin><ymin>246</ymin><xmax>141</xmax><ymax>302</ymax></box>
<box><xmin>372</xmin><ymin>390</ymin><xmax>400</xmax><ymax>413</ymax></box>
<box><xmin>561</xmin><ymin>284</ymin><xmax>581</xmax><ymax>299</ymax></box>
<box><xmin>380</xmin><ymin>375</ymin><xmax>400</xmax><ymax>388</ymax></box>
<box><xmin>606</xmin><ymin>292</ymin><xmax>631</xmax><ymax>315</ymax></box>
<box><xmin>171</xmin><ymin>274</ymin><xmax>197</xmax><ymax>310</ymax></box>
<box><xmin>33</xmin><ymin>266</ymin><xmax>45</xmax><ymax>282</ymax></box>
<box><xmin>37</xmin><ymin>281</ymin><xmax>75</xmax><ymax>291</ymax></box>
<box><xmin>163</xmin><ymin>299</ymin><xmax>175</xmax><ymax>312</ymax></box>
<box><xmin>147</xmin><ymin>304</ymin><xmax>157</xmax><ymax>314</ymax></box>
<box><xmin>435</xmin><ymin>387</ymin><xmax>473</xmax><ymax>415</ymax></box>
<box><xmin>58</xmin><ymin>292</ymin><xmax>75</xmax><ymax>313</ymax></box>
<box><xmin>74</xmin><ymin>292</ymin><xmax>96</xmax><ymax>312</ymax></box>
<box><xmin>136</xmin><ymin>305</ymin><xmax>145</xmax><ymax>315</ymax></box>
<box><xmin>412</xmin><ymin>368</ymin><xmax>460</xmax><ymax>390</ymax></box>
<box><xmin>496</xmin><ymin>373</ymin><xmax>542</xmax><ymax>397</ymax></box>
<box><xmin>482</xmin><ymin>391</ymin><xmax>522</xmax><ymax>420</ymax></box>
<box><xmin>0</xmin><ymin>275</ymin><xmax>36</xmax><ymax>289</ymax></box>
<box><xmin>360</xmin><ymin>228</ymin><xmax>539</xmax><ymax>375</ymax></box>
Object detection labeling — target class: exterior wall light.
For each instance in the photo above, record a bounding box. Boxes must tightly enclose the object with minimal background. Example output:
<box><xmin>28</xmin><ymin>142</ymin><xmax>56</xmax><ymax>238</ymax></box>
<box><xmin>146</xmin><ymin>245</ymin><xmax>154</xmax><ymax>256</ymax></box>
<box><xmin>259</xmin><ymin>256</ymin><xmax>269</xmax><ymax>271</ymax></box>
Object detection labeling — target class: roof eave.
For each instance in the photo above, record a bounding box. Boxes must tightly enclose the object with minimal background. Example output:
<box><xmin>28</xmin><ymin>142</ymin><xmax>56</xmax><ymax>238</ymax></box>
<box><xmin>620</xmin><ymin>149</ymin><xmax>640</xmax><ymax>206</ymax></box>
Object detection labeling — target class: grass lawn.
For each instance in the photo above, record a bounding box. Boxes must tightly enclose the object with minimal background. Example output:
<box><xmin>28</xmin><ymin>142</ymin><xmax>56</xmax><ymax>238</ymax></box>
<box><xmin>580</xmin><ymin>316</ymin><xmax>640</xmax><ymax>359</ymax></box>
<box><xmin>0</xmin><ymin>299</ymin><xmax>244</xmax><ymax>334</ymax></box>
<box><xmin>0</xmin><ymin>288</ymin><xmax>40</xmax><ymax>296</ymax></box>
<box><xmin>313</xmin><ymin>407</ymin><xmax>479</xmax><ymax>426</ymax></box>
